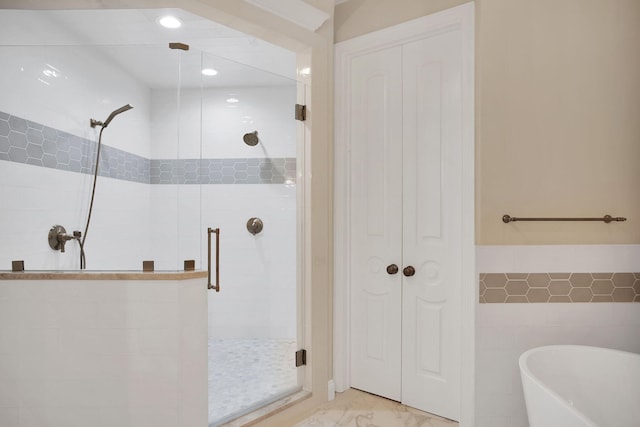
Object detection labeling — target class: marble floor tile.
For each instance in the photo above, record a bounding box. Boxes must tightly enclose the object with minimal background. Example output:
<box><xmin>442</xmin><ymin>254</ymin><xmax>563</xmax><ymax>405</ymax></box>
<box><xmin>294</xmin><ymin>389</ymin><xmax>458</xmax><ymax>427</ymax></box>
<box><xmin>209</xmin><ymin>338</ymin><xmax>299</xmax><ymax>426</ymax></box>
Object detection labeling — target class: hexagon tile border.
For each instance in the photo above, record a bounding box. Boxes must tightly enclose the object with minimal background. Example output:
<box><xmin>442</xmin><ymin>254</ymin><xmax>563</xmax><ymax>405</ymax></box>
<box><xmin>479</xmin><ymin>273</ymin><xmax>640</xmax><ymax>303</ymax></box>
<box><xmin>0</xmin><ymin>111</ymin><xmax>295</xmax><ymax>185</ymax></box>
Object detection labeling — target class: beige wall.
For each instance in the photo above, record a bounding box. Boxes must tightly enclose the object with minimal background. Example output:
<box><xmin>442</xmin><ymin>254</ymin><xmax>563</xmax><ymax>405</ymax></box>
<box><xmin>335</xmin><ymin>0</ymin><xmax>470</xmax><ymax>42</ymax></box>
<box><xmin>336</xmin><ymin>0</ymin><xmax>640</xmax><ymax>245</ymax></box>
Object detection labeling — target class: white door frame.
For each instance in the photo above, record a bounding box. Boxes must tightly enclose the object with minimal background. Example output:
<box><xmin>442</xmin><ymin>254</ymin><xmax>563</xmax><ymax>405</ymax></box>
<box><xmin>333</xmin><ymin>3</ymin><xmax>475</xmax><ymax>425</ymax></box>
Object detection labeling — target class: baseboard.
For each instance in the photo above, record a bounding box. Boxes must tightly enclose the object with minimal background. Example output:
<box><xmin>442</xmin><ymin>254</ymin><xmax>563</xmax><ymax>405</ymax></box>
<box><xmin>328</xmin><ymin>379</ymin><xmax>336</xmax><ymax>401</ymax></box>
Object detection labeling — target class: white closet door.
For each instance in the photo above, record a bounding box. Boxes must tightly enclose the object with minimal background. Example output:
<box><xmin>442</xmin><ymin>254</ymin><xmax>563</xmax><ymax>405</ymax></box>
<box><xmin>349</xmin><ymin>45</ymin><xmax>403</xmax><ymax>401</ymax></box>
<box><xmin>401</xmin><ymin>30</ymin><xmax>462</xmax><ymax>421</ymax></box>
<box><xmin>348</xmin><ymin>24</ymin><xmax>464</xmax><ymax>421</ymax></box>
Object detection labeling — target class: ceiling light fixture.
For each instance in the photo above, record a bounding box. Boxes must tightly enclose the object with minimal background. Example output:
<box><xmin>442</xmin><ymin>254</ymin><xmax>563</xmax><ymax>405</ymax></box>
<box><xmin>226</xmin><ymin>98</ymin><xmax>239</xmax><ymax>104</ymax></box>
<box><xmin>202</xmin><ymin>68</ymin><xmax>218</xmax><ymax>76</ymax></box>
<box><xmin>158</xmin><ymin>15</ymin><xmax>182</xmax><ymax>29</ymax></box>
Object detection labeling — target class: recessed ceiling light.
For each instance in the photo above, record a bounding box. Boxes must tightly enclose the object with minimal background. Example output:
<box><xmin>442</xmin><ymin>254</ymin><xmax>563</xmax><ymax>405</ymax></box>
<box><xmin>202</xmin><ymin>68</ymin><xmax>218</xmax><ymax>76</ymax></box>
<box><xmin>226</xmin><ymin>98</ymin><xmax>239</xmax><ymax>104</ymax></box>
<box><xmin>158</xmin><ymin>15</ymin><xmax>182</xmax><ymax>29</ymax></box>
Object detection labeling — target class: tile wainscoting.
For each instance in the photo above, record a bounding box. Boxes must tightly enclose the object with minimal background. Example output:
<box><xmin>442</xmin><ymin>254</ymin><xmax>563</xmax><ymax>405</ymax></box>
<box><xmin>475</xmin><ymin>245</ymin><xmax>640</xmax><ymax>427</ymax></box>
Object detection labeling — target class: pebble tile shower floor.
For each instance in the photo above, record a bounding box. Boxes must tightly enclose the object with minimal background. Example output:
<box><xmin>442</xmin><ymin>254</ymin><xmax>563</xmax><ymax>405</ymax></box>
<box><xmin>209</xmin><ymin>338</ymin><xmax>299</xmax><ymax>426</ymax></box>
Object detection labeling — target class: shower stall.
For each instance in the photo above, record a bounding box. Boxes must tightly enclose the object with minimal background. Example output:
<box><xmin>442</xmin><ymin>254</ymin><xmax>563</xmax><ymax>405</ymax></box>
<box><xmin>0</xmin><ymin>8</ymin><xmax>302</xmax><ymax>426</ymax></box>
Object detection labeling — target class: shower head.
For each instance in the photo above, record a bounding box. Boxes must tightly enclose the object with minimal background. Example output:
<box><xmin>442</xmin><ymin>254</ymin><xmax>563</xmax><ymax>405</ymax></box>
<box><xmin>243</xmin><ymin>131</ymin><xmax>259</xmax><ymax>146</ymax></box>
<box><xmin>90</xmin><ymin>104</ymin><xmax>134</xmax><ymax>128</ymax></box>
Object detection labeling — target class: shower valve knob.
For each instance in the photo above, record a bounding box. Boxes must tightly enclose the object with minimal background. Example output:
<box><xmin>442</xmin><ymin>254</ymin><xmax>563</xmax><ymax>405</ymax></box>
<box><xmin>246</xmin><ymin>217</ymin><xmax>264</xmax><ymax>235</ymax></box>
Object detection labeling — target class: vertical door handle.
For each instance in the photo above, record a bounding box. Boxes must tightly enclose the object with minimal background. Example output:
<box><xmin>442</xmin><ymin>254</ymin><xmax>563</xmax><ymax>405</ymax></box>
<box><xmin>208</xmin><ymin>227</ymin><xmax>220</xmax><ymax>292</ymax></box>
<box><xmin>386</xmin><ymin>264</ymin><xmax>399</xmax><ymax>275</ymax></box>
<box><xmin>403</xmin><ymin>266</ymin><xmax>415</xmax><ymax>277</ymax></box>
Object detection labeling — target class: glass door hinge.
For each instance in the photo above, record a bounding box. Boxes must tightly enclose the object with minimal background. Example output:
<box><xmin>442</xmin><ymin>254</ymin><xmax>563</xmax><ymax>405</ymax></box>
<box><xmin>295</xmin><ymin>349</ymin><xmax>307</xmax><ymax>367</ymax></box>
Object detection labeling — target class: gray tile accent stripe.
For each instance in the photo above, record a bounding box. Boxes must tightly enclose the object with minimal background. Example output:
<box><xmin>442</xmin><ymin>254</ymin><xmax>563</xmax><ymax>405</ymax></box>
<box><xmin>0</xmin><ymin>111</ymin><xmax>149</xmax><ymax>183</ymax></box>
<box><xmin>150</xmin><ymin>158</ymin><xmax>296</xmax><ymax>184</ymax></box>
<box><xmin>479</xmin><ymin>272</ymin><xmax>640</xmax><ymax>303</ymax></box>
<box><xmin>96</xmin><ymin>145</ymin><xmax>149</xmax><ymax>183</ymax></box>
<box><xmin>0</xmin><ymin>111</ymin><xmax>295</xmax><ymax>185</ymax></box>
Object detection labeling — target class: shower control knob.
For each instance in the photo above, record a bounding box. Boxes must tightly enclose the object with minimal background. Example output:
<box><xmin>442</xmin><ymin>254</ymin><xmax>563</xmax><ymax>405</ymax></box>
<box><xmin>403</xmin><ymin>266</ymin><xmax>416</xmax><ymax>277</ymax></box>
<box><xmin>246</xmin><ymin>217</ymin><xmax>264</xmax><ymax>235</ymax></box>
<box><xmin>386</xmin><ymin>264</ymin><xmax>399</xmax><ymax>275</ymax></box>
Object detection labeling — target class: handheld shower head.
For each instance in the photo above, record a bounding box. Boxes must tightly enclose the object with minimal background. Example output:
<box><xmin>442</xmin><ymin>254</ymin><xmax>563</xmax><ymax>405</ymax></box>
<box><xmin>90</xmin><ymin>104</ymin><xmax>134</xmax><ymax>128</ymax></box>
<box><xmin>103</xmin><ymin>104</ymin><xmax>133</xmax><ymax>127</ymax></box>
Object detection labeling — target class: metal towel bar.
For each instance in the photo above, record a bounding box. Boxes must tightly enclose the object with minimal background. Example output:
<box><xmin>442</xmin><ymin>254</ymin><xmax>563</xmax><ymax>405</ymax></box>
<box><xmin>502</xmin><ymin>214</ymin><xmax>627</xmax><ymax>224</ymax></box>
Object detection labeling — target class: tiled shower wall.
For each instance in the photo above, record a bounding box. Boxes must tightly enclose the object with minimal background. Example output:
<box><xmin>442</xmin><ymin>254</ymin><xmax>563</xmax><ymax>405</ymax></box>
<box><xmin>475</xmin><ymin>245</ymin><xmax>640</xmax><ymax>427</ymax></box>
<box><xmin>0</xmin><ymin>107</ymin><xmax>296</xmax><ymax>274</ymax></box>
<box><xmin>0</xmin><ymin>37</ymin><xmax>298</xmax><ymax>345</ymax></box>
<box><xmin>0</xmin><ymin>111</ymin><xmax>295</xmax><ymax>185</ymax></box>
<box><xmin>0</xmin><ymin>40</ymin><xmax>298</xmax><ymax>342</ymax></box>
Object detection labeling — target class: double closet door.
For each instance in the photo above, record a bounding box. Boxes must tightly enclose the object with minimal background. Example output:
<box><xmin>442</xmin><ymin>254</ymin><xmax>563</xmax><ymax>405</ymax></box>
<box><xmin>349</xmin><ymin>28</ymin><xmax>463</xmax><ymax>421</ymax></box>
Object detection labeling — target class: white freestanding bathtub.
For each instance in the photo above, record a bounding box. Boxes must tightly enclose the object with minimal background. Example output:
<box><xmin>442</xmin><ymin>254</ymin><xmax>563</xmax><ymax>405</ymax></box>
<box><xmin>519</xmin><ymin>345</ymin><xmax>640</xmax><ymax>427</ymax></box>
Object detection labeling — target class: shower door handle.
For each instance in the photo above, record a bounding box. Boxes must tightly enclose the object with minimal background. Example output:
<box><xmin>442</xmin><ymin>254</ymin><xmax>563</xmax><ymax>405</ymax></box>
<box><xmin>208</xmin><ymin>227</ymin><xmax>220</xmax><ymax>292</ymax></box>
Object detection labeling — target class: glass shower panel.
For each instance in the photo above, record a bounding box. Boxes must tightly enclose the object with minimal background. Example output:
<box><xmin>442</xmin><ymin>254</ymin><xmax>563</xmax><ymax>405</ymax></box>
<box><xmin>147</xmin><ymin>43</ymin><xmax>202</xmax><ymax>272</ymax></box>
<box><xmin>175</xmin><ymin>46</ymin><xmax>204</xmax><ymax>271</ymax></box>
<box><xmin>198</xmin><ymin>50</ymin><xmax>300</xmax><ymax>425</ymax></box>
<box><xmin>0</xmin><ymin>43</ymin><xmax>173</xmax><ymax>271</ymax></box>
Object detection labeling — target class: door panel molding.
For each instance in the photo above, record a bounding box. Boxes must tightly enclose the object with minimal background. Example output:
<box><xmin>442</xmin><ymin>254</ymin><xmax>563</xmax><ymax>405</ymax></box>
<box><xmin>334</xmin><ymin>3</ymin><xmax>475</xmax><ymax>426</ymax></box>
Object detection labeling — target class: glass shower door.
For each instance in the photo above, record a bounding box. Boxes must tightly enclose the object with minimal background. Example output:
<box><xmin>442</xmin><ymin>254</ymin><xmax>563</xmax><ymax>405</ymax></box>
<box><xmin>193</xmin><ymin>50</ymin><xmax>300</xmax><ymax>425</ymax></box>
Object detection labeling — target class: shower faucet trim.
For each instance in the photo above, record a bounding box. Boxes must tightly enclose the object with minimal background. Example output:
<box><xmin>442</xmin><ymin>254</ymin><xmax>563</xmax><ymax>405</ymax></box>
<box><xmin>48</xmin><ymin>225</ymin><xmax>80</xmax><ymax>253</ymax></box>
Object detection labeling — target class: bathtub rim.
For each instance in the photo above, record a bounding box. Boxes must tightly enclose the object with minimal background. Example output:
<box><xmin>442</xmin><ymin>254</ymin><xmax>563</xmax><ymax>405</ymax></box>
<box><xmin>518</xmin><ymin>344</ymin><xmax>640</xmax><ymax>427</ymax></box>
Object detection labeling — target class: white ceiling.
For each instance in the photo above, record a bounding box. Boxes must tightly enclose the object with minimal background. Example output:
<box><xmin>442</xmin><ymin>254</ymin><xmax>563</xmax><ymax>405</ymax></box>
<box><xmin>0</xmin><ymin>8</ymin><xmax>297</xmax><ymax>88</ymax></box>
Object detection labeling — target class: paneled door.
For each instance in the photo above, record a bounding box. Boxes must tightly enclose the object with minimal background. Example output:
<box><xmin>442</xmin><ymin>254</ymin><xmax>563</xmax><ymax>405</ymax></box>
<box><xmin>349</xmin><ymin>25</ymin><xmax>463</xmax><ymax>421</ymax></box>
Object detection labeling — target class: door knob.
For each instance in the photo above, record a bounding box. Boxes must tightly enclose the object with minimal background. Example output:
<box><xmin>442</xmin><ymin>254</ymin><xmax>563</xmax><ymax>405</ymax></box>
<box><xmin>386</xmin><ymin>264</ymin><xmax>399</xmax><ymax>275</ymax></box>
<box><xmin>403</xmin><ymin>266</ymin><xmax>415</xmax><ymax>277</ymax></box>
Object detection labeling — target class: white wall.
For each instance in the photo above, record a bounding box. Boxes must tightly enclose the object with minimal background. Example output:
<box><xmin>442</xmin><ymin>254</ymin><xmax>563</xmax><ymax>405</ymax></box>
<box><xmin>151</xmin><ymin>86</ymin><xmax>296</xmax><ymax>159</ymax></box>
<box><xmin>0</xmin><ymin>161</ymin><xmax>151</xmax><ymax>271</ymax></box>
<box><xmin>0</xmin><ymin>45</ymin><xmax>150</xmax><ymax>158</ymax></box>
<box><xmin>475</xmin><ymin>245</ymin><xmax>640</xmax><ymax>427</ymax></box>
